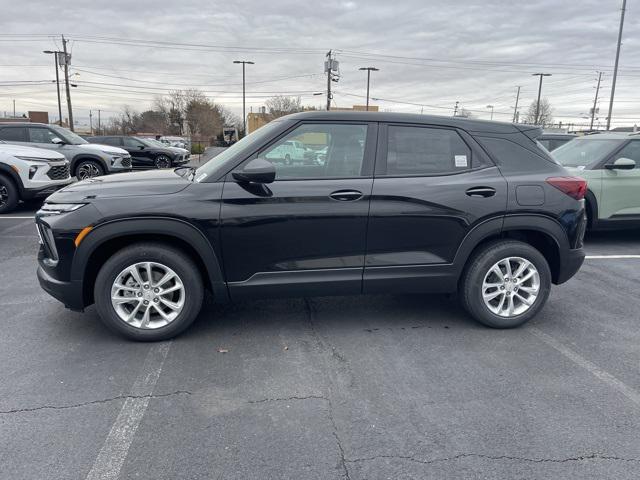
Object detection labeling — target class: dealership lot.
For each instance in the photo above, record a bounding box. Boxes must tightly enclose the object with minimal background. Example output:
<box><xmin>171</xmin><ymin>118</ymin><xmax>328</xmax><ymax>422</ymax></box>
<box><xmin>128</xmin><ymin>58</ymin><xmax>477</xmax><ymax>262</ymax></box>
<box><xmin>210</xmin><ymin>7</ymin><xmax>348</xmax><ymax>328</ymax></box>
<box><xmin>1</xmin><ymin>212</ymin><xmax>640</xmax><ymax>479</ymax></box>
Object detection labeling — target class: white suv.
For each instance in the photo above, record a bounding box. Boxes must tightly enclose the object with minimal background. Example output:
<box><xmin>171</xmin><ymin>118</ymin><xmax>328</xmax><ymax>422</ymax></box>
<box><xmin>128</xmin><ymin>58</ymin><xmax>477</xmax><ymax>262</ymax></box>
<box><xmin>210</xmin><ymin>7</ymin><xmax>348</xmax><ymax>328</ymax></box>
<box><xmin>0</xmin><ymin>141</ymin><xmax>72</xmax><ymax>213</ymax></box>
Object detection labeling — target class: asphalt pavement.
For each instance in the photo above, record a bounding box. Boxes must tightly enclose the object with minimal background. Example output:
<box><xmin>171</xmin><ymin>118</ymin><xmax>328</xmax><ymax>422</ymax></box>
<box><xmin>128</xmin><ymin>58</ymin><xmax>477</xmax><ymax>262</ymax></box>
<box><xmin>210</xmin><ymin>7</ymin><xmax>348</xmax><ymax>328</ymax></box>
<box><xmin>1</xmin><ymin>205</ymin><xmax>640</xmax><ymax>480</ymax></box>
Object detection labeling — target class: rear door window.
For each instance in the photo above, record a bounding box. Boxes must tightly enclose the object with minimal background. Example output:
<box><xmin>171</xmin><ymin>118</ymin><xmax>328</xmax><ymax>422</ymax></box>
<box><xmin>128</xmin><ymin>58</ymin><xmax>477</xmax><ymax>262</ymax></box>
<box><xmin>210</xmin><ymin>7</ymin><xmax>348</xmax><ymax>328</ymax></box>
<box><xmin>382</xmin><ymin>126</ymin><xmax>472</xmax><ymax>176</ymax></box>
<box><xmin>0</xmin><ymin>127</ymin><xmax>27</xmax><ymax>142</ymax></box>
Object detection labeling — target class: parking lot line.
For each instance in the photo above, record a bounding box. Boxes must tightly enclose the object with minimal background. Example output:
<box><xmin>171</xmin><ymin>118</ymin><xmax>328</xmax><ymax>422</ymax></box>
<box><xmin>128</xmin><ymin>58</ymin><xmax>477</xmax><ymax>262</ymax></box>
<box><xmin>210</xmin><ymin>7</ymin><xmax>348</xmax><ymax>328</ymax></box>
<box><xmin>530</xmin><ymin>328</ymin><xmax>640</xmax><ymax>408</ymax></box>
<box><xmin>85</xmin><ymin>342</ymin><xmax>172</xmax><ymax>480</ymax></box>
<box><xmin>585</xmin><ymin>255</ymin><xmax>640</xmax><ymax>259</ymax></box>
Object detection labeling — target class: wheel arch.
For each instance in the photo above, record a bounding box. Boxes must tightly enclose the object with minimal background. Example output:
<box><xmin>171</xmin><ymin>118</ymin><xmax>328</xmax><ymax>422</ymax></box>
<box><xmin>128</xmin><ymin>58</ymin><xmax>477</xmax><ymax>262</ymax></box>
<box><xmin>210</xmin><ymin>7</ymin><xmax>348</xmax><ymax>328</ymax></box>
<box><xmin>70</xmin><ymin>154</ymin><xmax>108</xmax><ymax>175</ymax></box>
<box><xmin>72</xmin><ymin>217</ymin><xmax>228</xmax><ymax>308</ymax></box>
<box><xmin>584</xmin><ymin>189</ymin><xmax>598</xmax><ymax>229</ymax></box>
<box><xmin>0</xmin><ymin>164</ymin><xmax>24</xmax><ymax>195</ymax></box>
<box><xmin>454</xmin><ymin>214</ymin><xmax>569</xmax><ymax>284</ymax></box>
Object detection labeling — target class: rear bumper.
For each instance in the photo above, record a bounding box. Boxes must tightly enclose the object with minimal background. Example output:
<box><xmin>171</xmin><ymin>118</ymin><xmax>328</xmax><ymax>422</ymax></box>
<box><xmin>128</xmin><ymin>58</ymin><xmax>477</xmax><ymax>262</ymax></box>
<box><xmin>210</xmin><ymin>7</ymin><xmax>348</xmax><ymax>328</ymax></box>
<box><xmin>556</xmin><ymin>247</ymin><xmax>585</xmax><ymax>284</ymax></box>
<box><xmin>37</xmin><ymin>265</ymin><xmax>84</xmax><ymax>311</ymax></box>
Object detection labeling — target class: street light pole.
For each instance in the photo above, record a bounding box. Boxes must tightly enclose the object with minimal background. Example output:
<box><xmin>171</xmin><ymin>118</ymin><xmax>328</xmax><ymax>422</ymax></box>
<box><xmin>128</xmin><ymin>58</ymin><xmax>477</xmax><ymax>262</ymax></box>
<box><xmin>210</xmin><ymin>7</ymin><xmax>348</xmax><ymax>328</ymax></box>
<box><xmin>233</xmin><ymin>60</ymin><xmax>254</xmax><ymax>136</ymax></box>
<box><xmin>358</xmin><ymin>67</ymin><xmax>379</xmax><ymax>111</ymax></box>
<box><xmin>532</xmin><ymin>73</ymin><xmax>552</xmax><ymax>125</ymax></box>
<box><xmin>43</xmin><ymin>50</ymin><xmax>63</xmax><ymax>125</ymax></box>
<box><xmin>486</xmin><ymin>105</ymin><xmax>494</xmax><ymax>120</ymax></box>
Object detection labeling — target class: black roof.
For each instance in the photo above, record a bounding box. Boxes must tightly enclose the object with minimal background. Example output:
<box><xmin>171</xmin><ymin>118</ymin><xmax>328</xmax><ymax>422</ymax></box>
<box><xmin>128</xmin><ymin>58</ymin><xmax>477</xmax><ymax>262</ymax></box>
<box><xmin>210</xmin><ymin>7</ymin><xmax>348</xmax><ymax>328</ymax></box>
<box><xmin>282</xmin><ymin>110</ymin><xmax>539</xmax><ymax>137</ymax></box>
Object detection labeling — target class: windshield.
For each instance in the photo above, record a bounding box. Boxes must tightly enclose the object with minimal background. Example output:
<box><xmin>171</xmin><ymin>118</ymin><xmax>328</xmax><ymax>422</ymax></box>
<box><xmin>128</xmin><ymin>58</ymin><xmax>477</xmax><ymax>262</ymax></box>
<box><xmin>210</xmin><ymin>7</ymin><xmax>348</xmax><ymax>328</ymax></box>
<box><xmin>552</xmin><ymin>138</ymin><xmax>623</xmax><ymax>168</ymax></box>
<box><xmin>51</xmin><ymin>125</ymin><xmax>88</xmax><ymax>145</ymax></box>
<box><xmin>195</xmin><ymin>121</ymin><xmax>283</xmax><ymax>182</ymax></box>
<box><xmin>144</xmin><ymin>138</ymin><xmax>169</xmax><ymax>148</ymax></box>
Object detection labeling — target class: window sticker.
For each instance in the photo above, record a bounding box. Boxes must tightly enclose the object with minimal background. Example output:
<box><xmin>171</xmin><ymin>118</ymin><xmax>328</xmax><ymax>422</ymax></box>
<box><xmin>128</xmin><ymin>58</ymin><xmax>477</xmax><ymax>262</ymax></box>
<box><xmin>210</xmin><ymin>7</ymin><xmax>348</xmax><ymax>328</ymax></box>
<box><xmin>454</xmin><ymin>155</ymin><xmax>468</xmax><ymax>168</ymax></box>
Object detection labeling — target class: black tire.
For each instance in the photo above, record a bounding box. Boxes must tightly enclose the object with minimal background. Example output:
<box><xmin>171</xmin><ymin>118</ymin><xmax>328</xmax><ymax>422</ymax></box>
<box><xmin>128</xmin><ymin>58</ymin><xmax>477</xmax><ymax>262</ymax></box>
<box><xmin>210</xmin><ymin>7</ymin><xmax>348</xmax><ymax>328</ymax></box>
<box><xmin>75</xmin><ymin>160</ymin><xmax>104</xmax><ymax>180</ymax></box>
<box><xmin>0</xmin><ymin>174</ymin><xmax>19</xmax><ymax>214</ymax></box>
<box><xmin>460</xmin><ymin>240</ymin><xmax>551</xmax><ymax>329</ymax></box>
<box><xmin>154</xmin><ymin>155</ymin><xmax>171</xmax><ymax>169</ymax></box>
<box><xmin>94</xmin><ymin>243</ymin><xmax>204</xmax><ymax>341</ymax></box>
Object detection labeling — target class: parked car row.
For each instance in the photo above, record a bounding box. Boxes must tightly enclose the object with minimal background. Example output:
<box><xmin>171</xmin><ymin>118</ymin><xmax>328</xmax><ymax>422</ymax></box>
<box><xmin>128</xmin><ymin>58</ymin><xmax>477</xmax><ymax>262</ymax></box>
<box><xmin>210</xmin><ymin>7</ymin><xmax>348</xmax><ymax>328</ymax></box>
<box><xmin>0</xmin><ymin>122</ymin><xmax>193</xmax><ymax>213</ymax></box>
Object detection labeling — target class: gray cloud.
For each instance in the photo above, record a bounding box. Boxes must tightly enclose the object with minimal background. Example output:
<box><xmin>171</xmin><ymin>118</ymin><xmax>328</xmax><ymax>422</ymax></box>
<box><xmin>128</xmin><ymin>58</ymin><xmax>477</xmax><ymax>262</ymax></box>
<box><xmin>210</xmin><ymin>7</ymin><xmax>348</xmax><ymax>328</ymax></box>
<box><xmin>1</xmin><ymin>0</ymin><xmax>638</xmax><ymax>129</ymax></box>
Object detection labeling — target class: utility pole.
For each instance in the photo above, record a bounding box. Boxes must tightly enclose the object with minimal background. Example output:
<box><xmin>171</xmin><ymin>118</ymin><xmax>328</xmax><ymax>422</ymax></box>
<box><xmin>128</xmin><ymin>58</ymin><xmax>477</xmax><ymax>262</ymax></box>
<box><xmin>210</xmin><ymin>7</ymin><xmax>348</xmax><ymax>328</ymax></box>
<box><xmin>513</xmin><ymin>86</ymin><xmax>521</xmax><ymax>123</ymax></box>
<box><xmin>590</xmin><ymin>71</ymin><xmax>603</xmax><ymax>130</ymax></box>
<box><xmin>98</xmin><ymin>109</ymin><xmax>101</xmax><ymax>135</ymax></box>
<box><xmin>606</xmin><ymin>0</ymin><xmax>626</xmax><ymax>130</ymax></box>
<box><xmin>532</xmin><ymin>73</ymin><xmax>552</xmax><ymax>125</ymax></box>
<box><xmin>61</xmin><ymin>35</ymin><xmax>74</xmax><ymax>131</ymax></box>
<box><xmin>43</xmin><ymin>50</ymin><xmax>63</xmax><ymax>125</ymax></box>
<box><xmin>358</xmin><ymin>67</ymin><xmax>379</xmax><ymax>111</ymax></box>
<box><xmin>89</xmin><ymin>110</ymin><xmax>93</xmax><ymax>135</ymax></box>
<box><xmin>453</xmin><ymin>101</ymin><xmax>459</xmax><ymax>117</ymax></box>
<box><xmin>13</xmin><ymin>100</ymin><xmax>16</xmax><ymax>117</ymax></box>
<box><xmin>326</xmin><ymin>50</ymin><xmax>333</xmax><ymax>111</ymax></box>
<box><xmin>233</xmin><ymin>60</ymin><xmax>254</xmax><ymax>136</ymax></box>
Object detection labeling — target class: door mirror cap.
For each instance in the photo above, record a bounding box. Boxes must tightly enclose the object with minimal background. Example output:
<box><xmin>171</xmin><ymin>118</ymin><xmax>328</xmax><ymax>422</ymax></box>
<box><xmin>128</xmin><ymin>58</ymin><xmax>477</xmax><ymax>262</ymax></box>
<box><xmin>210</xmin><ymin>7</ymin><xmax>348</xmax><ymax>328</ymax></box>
<box><xmin>51</xmin><ymin>137</ymin><xmax>64</xmax><ymax>145</ymax></box>
<box><xmin>606</xmin><ymin>157</ymin><xmax>636</xmax><ymax>170</ymax></box>
<box><xmin>232</xmin><ymin>159</ymin><xmax>276</xmax><ymax>184</ymax></box>
<box><xmin>138</xmin><ymin>145</ymin><xmax>145</xmax><ymax>150</ymax></box>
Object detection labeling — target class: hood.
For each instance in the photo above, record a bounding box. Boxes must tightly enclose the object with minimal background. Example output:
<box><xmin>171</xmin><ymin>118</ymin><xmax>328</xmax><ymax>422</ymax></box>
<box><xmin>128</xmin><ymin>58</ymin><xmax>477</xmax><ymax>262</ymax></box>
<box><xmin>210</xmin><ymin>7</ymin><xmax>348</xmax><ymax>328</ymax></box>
<box><xmin>0</xmin><ymin>143</ymin><xmax>66</xmax><ymax>161</ymax></box>
<box><xmin>168</xmin><ymin>146</ymin><xmax>189</xmax><ymax>154</ymax></box>
<box><xmin>47</xmin><ymin>169</ymin><xmax>190</xmax><ymax>203</ymax></box>
<box><xmin>78</xmin><ymin>143</ymin><xmax>129</xmax><ymax>156</ymax></box>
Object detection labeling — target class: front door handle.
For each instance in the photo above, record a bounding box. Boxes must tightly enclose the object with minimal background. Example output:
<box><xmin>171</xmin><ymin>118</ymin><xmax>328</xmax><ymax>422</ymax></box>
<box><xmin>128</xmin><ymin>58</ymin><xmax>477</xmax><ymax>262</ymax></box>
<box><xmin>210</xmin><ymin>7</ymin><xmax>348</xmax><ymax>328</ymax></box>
<box><xmin>329</xmin><ymin>189</ymin><xmax>364</xmax><ymax>201</ymax></box>
<box><xmin>466</xmin><ymin>186</ymin><xmax>496</xmax><ymax>198</ymax></box>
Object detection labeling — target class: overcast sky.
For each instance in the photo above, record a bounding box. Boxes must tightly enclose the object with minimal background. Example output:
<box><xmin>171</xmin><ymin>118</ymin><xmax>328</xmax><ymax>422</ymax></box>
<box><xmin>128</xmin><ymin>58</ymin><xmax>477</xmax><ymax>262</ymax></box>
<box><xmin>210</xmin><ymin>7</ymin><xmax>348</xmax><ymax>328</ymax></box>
<box><xmin>1</xmin><ymin>0</ymin><xmax>638</xmax><ymax>130</ymax></box>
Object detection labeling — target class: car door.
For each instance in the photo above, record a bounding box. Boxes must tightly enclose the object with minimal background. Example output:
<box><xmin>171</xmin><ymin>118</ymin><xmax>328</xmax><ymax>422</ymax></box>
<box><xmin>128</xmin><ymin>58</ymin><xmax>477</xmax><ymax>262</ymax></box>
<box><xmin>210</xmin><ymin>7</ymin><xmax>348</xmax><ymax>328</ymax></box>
<box><xmin>221</xmin><ymin>121</ymin><xmax>377</xmax><ymax>299</ymax></box>
<box><xmin>363</xmin><ymin>123</ymin><xmax>507</xmax><ymax>294</ymax></box>
<box><xmin>122</xmin><ymin>137</ymin><xmax>151</xmax><ymax>167</ymax></box>
<box><xmin>600</xmin><ymin>139</ymin><xmax>640</xmax><ymax>220</ymax></box>
<box><xmin>26</xmin><ymin>126</ymin><xmax>68</xmax><ymax>154</ymax></box>
<box><xmin>0</xmin><ymin>126</ymin><xmax>28</xmax><ymax>146</ymax></box>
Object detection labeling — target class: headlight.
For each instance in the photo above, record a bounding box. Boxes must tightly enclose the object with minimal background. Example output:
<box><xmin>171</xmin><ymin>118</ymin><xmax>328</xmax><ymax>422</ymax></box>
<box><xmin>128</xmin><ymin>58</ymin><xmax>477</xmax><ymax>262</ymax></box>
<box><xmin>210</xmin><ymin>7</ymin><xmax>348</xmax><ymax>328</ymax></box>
<box><xmin>15</xmin><ymin>156</ymin><xmax>52</xmax><ymax>163</ymax></box>
<box><xmin>109</xmin><ymin>155</ymin><xmax>122</xmax><ymax>165</ymax></box>
<box><xmin>40</xmin><ymin>203</ymin><xmax>86</xmax><ymax>214</ymax></box>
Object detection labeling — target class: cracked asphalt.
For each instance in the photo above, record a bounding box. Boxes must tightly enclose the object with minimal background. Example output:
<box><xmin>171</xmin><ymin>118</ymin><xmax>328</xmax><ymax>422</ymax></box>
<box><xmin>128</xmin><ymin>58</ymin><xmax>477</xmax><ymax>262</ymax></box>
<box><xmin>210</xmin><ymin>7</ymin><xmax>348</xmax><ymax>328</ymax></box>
<box><xmin>1</xmin><ymin>205</ymin><xmax>640</xmax><ymax>479</ymax></box>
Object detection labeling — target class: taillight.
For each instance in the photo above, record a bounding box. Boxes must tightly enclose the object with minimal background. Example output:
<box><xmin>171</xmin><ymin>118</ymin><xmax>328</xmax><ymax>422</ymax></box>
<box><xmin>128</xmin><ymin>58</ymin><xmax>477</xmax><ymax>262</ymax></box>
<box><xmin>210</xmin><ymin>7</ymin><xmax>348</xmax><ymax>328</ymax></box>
<box><xmin>546</xmin><ymin>176</ymin><xmax>587</xmax><ymax>200</ymax></box>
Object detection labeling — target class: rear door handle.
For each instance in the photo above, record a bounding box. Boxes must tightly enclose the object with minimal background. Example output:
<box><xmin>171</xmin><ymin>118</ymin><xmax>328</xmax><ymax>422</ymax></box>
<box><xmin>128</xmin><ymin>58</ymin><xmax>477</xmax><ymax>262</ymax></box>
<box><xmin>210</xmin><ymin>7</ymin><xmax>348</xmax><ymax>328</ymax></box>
<box><xmin>466</xmin><ymin>186</ymin><xmax>496</xmax><ymax>198</ymax></box>
<box><xmin>329</xmin><ymin>189</ymin><xmax>364</xmax><ymax>201</ymax></box>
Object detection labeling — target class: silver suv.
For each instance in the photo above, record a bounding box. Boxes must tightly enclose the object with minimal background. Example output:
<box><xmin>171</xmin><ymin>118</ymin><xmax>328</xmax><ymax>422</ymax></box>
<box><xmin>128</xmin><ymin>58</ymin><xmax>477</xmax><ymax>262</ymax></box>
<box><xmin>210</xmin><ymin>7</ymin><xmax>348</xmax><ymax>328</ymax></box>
<box><xmin>0</xmin><ymin>123</ymin><xmax>132</xmax><ymax>180</ymax></box>
<box><xmin>0</xmin><ymin>141</ymin><xmax>72</xmax><ymax>213</ymax></box>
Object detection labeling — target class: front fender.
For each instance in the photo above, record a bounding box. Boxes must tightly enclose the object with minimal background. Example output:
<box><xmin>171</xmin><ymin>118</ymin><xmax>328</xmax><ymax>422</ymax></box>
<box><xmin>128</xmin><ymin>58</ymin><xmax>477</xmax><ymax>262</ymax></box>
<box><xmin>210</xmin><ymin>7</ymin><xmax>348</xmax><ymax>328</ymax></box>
<box><xmin>71</xmin><ymin>216</ymin><xmax>228</xmax><ymax>305</ymax></box>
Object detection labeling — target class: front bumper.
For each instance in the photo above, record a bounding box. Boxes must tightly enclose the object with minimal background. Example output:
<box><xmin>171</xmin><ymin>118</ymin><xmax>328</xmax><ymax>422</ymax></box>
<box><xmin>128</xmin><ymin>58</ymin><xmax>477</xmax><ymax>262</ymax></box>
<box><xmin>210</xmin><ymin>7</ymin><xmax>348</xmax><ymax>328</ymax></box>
<box><xmin>556</xmin><ymin>247</ymin><xmax>585</xmax><ymax>284</ymax></box>
<box><xmin>22</xmin><ymin>180</ymin><xmax>73</xmax><ymax>200</ymax></box>
<box><xmin>37</xmin><ymin>265</ymin><xmax>84</xmax><ymax>311</ymax></box>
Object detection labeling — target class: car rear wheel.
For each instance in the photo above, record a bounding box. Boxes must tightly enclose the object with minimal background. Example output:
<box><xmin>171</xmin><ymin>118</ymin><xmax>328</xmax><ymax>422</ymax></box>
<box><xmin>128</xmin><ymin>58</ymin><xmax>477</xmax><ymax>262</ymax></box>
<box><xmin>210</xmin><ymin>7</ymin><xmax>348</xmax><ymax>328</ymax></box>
<box><xmin>154</xmin><ymin>155</ymin><xmax>171</xmax><ymax>169</ymax></box>
<box><xmin>94</xmin><ymin>243</ymin><xmax>204</xmax><ymax>341</ymax></box>
<box><xmin>460</xmin><ymin>240</ymin><xmax>551</xmax><ymax>328</ymax></box>
<box><xmin>0</xmin><ymin>175</ymin><xmax>19</xmax><ymax>214</ymax></box>
<box><xmin>75</xmin><ymin>160</ymin><xmax>104</xmax><ymax>180</ymax></box>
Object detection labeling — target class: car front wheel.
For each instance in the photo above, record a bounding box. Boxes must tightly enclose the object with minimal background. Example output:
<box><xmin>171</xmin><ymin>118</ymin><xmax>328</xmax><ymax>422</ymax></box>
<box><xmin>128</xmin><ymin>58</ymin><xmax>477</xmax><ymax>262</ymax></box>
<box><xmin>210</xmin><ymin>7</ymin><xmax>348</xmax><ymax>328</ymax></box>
<box><xmin>94</xmin><ymin>243</ymin><xmax>204</xmax><ymax>341</ymax></box>
<box><xmin>75</xmin><ymin>160</ymin><xmax>104</xmax><ymax>180</ymax></box>
<box><xmin>460</xmin><ymin>240</ymin><xmax>551</xmax><ymax>328</ymax></box>
<box><xmin>154</xmin><ymin>155</ymin><xmax>171</xmax><ymax>169</ymax></box>
<box><xmin>0</xmin><ymin>175</ymin><xmax>19</xmax><ymax>214</ymax></box>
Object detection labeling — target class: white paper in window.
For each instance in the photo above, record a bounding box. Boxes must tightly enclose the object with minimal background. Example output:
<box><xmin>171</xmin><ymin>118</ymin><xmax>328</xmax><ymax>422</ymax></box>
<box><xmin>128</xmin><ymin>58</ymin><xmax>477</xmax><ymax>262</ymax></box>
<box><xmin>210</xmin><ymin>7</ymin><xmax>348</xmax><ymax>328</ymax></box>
<box><xmin>454</xmin><ymin>155</ymin><xmax>468</xmax><ymax>168</ymax></box>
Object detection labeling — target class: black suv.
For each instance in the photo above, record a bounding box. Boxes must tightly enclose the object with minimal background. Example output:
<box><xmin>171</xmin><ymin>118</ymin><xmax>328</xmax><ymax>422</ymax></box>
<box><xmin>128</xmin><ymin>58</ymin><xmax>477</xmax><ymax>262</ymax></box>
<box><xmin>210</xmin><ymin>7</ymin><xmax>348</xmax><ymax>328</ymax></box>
<box><xmin>36</xmin><ymin>112</ymin><xmax>586</xmax><ymax>341</ymax></box>
<box><xmin>86</xmin><ymin>135</ymin><xmax>189</xmax><ymax>169</ymax></box>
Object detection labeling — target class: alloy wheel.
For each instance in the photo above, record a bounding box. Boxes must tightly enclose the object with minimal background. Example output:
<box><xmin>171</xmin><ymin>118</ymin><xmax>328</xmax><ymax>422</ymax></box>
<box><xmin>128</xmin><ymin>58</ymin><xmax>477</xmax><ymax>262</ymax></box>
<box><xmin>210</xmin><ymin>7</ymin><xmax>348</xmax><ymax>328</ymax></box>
<box><xmin>0</xmin><ymin>185</ymin><xmax>7</xmax><ymax>207</ymax></box>
<box><xmin>155</xmin><ymin>156</ymin><xmax>171</xmax><ymax>169</ymax></box>
<box><xmin>77</xmin><ymin>163</ymin><xmax>101</xmax><ymax>180</ymax></box>
<box><xmin>481</xmin><ymin>256</ymin><xmax>540</xmax><ymax>317</ymax></box>
<box><xmin>110</xmin><ymin>261</ymin><xmax>185</xmax><ymax>329</ymax></box>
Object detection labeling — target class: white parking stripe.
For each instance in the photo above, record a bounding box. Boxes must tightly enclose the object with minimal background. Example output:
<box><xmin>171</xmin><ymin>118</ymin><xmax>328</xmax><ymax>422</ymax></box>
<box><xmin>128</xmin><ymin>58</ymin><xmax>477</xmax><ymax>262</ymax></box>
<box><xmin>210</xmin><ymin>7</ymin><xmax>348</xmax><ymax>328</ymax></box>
<box><xmin>85</xmin><ymin>342</ymin><xmax>172</xmax><ymax>480</ymax></box>
<box><xmin>585</xmin><ymin>255</ymin><xmax>640</xmax><ymax>259</ymax></box>
<box><xmin>530</xmin><ymin>328</ymin><xmax>640</xmax><ymax>408</ymax></box>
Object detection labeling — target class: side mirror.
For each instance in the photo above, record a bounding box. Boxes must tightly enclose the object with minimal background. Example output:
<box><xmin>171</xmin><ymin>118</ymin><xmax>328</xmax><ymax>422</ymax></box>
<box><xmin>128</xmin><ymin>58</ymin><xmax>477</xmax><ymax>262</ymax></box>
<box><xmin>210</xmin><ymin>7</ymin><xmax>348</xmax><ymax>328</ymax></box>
<box><xmin>138</xmin><ymin>145</ymin><xmax>145</xmax><ymax>150</ymax></box>
<box><xmin>606</xmin><ymin>157</ymin><xmax>636</xmax><ymax>170</ymax></box>
<box><xmin>51</xmin><ymin>137</ymin><xmax>64</xmax><ymax>145</ymax></box>
<box><xmin>232</xmin><ymin>158</ymin><xmax>276</xmax><ymax>184</ymax></box>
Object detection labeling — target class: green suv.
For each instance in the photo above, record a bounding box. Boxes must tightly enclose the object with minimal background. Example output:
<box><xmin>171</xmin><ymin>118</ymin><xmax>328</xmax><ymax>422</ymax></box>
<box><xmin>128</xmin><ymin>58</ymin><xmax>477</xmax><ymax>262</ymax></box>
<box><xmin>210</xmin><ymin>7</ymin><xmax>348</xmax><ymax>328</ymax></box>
<box><xmin>552</xmin><ymin>133</ymin><xmax>640</xmax><ymax>229</ymax></box>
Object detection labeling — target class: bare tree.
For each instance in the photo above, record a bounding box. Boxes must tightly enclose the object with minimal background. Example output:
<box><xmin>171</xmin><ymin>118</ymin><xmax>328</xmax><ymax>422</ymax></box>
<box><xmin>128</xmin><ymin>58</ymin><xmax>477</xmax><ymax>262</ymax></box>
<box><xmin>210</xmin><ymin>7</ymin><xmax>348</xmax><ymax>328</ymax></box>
<box><xmin>265</xmin><ymin>95</ymin><xmax>303</xmax><ymax>119</ymax></box>
<box><xmin>523</xmin><ymin>98</ymin><xmax>554</xmax><ymax>126</ymax></box>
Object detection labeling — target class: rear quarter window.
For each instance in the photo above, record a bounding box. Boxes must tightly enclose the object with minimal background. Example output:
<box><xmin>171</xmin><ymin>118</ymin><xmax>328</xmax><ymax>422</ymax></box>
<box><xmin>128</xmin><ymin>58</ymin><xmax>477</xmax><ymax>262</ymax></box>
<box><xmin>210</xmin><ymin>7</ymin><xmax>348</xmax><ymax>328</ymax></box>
<box><xmin>476</xmin><ymin>136</ymin><xmax>560</xmax><ymax>173</ymax></box>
